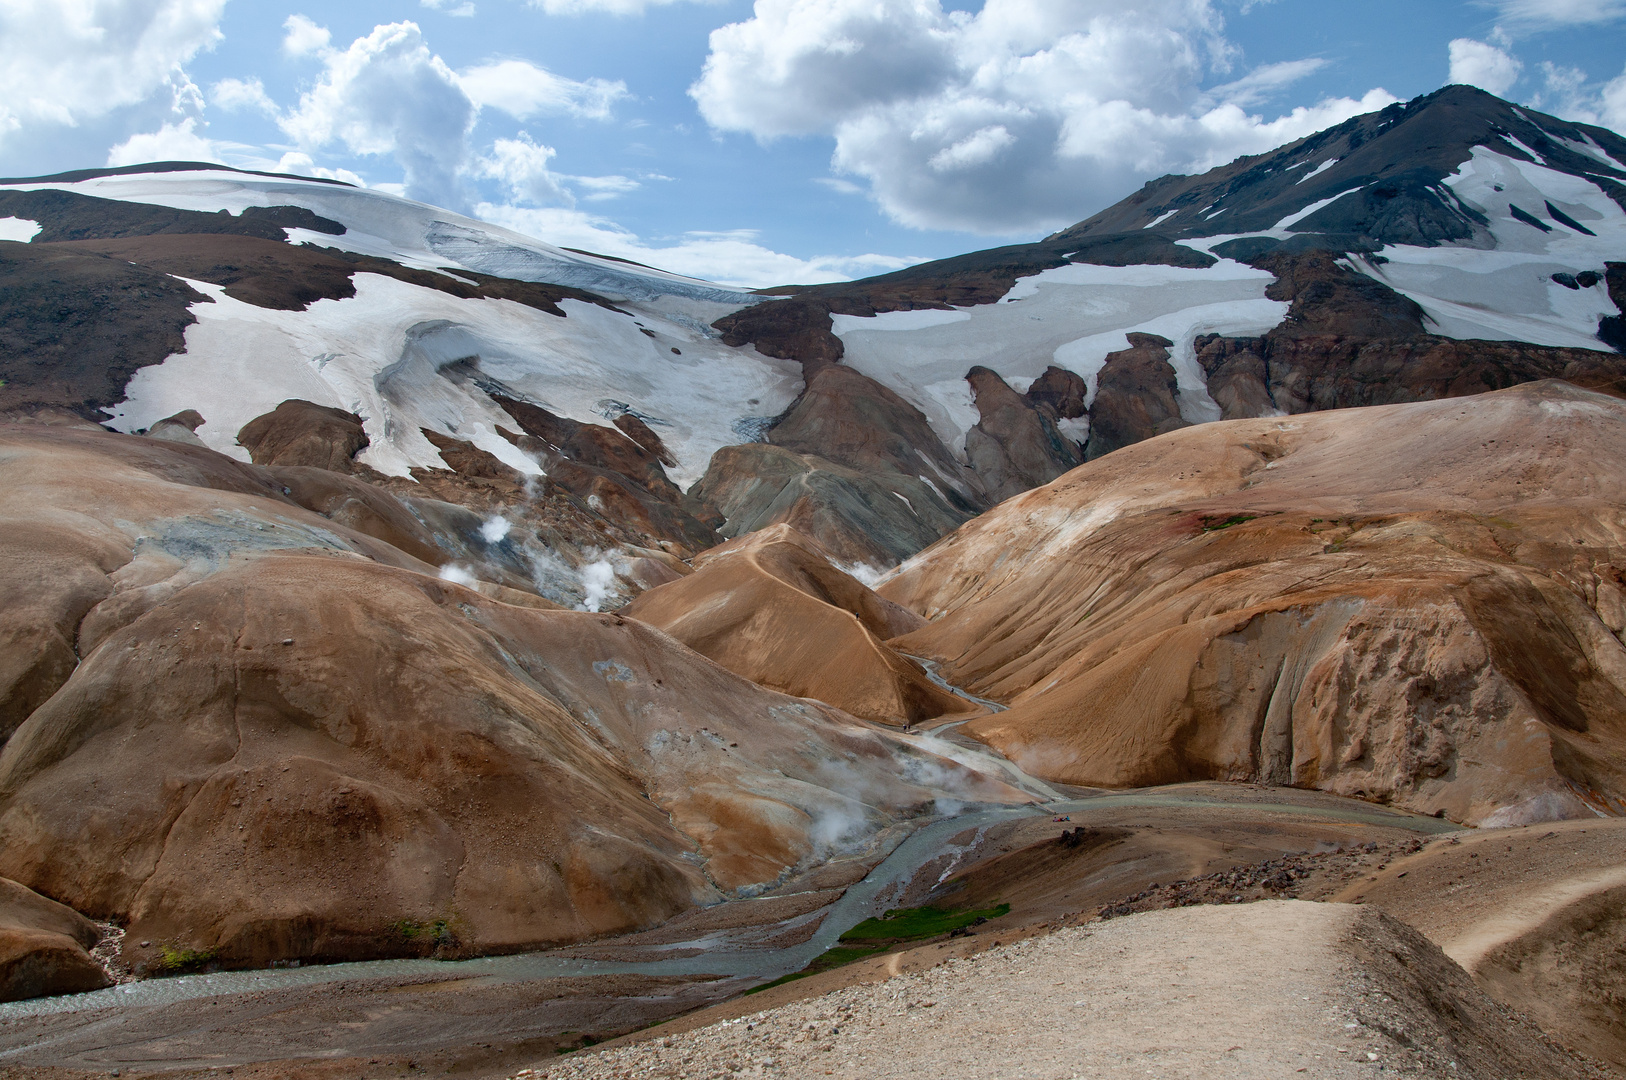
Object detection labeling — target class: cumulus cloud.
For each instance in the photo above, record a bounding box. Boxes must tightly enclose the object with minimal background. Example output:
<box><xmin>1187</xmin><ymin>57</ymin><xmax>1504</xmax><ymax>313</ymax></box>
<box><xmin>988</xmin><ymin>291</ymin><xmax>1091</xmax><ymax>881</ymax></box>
<box><xmin>478</xmin><ymin>133</ymin><xmax>574</xmax><ymax>206</ymax></box>
<box><xmin>458</xmin><ymin>59</ymin><xmax>629</xmax><ymax>120</ymax></box>
<box><xmin>476</xmin><ymin>202</ymin><xmax>921</xmax><ymax>287</ymax></box>
<box><xmin>282</xmin><ymin>14</ymin><xmax>331</xmax><ymax>57</ymax></box>
<box><xmin>1448</xmin><ymin>38</ymin><xmax>1522</xmax><ymax>96</ymax></box>
<box><xmin>279</xmin><ymin>21</ymin><xmax>476</xmax><ymax>207</ymax></box>
<box><xmin>690</xmin><ymin>0</ymin><xmax>1393</xmax><ymax>233</ymax></box>
<box><xmin>0</xmin><ymin>0</ymin><xmax>225</xmax><ymax>147</ymax></box>
<box><xmin>211</xmin><ymin>77</ymin><xmax>278</xmax><ymax>115</ymax></box>
<box><xmin>106</xmin><ymin>117</ymin><xmax>220</xmax><ymax>166</ymax></box>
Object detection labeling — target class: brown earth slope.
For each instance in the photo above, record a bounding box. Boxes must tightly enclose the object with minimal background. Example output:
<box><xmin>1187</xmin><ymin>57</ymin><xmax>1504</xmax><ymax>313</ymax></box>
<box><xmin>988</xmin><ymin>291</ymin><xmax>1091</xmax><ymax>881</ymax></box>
<box><xmin>883</xmin><ymin>380</ymin><xmax>1626</xmax><ymax>826</ymax></box>
<box><xmin>0</xmin><ymin>424</ymin><xmax>1026</xmax><ymax>976</ymax></box>
<box><xmin>623</xmin><ymin>526</ymin><xmax>973</xmax><ymax>726</ymax></box>
<box><xmin>1331</xmin><ymin>819</ymin><xmax>1626</xmax><ymax>1069</ymax></box>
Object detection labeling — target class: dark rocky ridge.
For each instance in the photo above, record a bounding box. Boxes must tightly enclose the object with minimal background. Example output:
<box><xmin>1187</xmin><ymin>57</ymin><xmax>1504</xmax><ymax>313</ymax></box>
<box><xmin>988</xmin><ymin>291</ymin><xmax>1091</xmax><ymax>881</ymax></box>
<box><xmin>0</xmin><ymin>187</ymin><xmax>345</xmax><ymax>243</ymax></box>
<box><xmin>0</xmin><ymin>242</ymin><xmax>208</xmax><ymax>420</ymax></box>
<box><xmin>1196</xmin><ymin>251</ymin><xmax>1626</xmax><ymax>418</ymax></box>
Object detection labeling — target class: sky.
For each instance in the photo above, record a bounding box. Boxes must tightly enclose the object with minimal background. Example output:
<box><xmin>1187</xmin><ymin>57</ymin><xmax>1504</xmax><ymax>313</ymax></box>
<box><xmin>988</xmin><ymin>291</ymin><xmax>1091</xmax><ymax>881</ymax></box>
<box><xmin>1</xmin><ymin>0</ymin><xmax>1624</xmax><ymax>286</ymax></box>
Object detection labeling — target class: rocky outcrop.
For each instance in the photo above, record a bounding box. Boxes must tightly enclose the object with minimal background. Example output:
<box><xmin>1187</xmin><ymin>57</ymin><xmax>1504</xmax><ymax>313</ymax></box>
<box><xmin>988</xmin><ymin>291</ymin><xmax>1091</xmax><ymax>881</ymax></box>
<box><xmin>492</xmin><ymin>394</ymin><xmax>722</xmax><ymax>555</ymax></box>
<box><xmin>885</xmin><ymin>381</ymin><xmax>1626</xmax><ymax>826</ymax></box>
<box><xmin>1024</xmin><ymin>366</ymin><xmax>1088</xmax><ymax>421</ymax></box>
<box><xmin>237</xmin><ymin>400</ymin><xmax>370</xmax><ymax>473</ymax></box>
<box><xmin>0</xmin><ymin>876</ymin><xmax>109</xmax><ymax>1002</ymax></box>
<box><xmin>692</xmin><ymin>443</ymin><xmax>967</xmax><ymax>568</ymax></box>
<box><xmin>623</xmin><ymin>526</ymin><xmax>971</xmax><ymax>726</ymax></box>
<box><xmin>1601</xmin><ymin>262</ymin><xmax>1626</xmax><ymax>353</ymax></box>
<box><xmin>1084</xmin><ymin>333</ymin><xmax>1189</xmax><ymax>460</ymax></box>
<box><xmin>1196</xmin><ymin>251</ymin><xmax>1626</xmax><ymax>421</ymax></box>
<box><xmin>963</xmin><ymin>367</ymin><xmax>1083</xmax><ymax>503</ymax></box>
<box><xmin>691</xmin><ymin>365</ymin><xmax>985</xmax><ymax>566</ymax></box>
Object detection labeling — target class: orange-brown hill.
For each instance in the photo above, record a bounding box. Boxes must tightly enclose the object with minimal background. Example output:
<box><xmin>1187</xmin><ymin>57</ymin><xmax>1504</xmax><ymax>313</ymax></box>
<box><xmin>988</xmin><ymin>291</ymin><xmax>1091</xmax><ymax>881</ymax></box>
<box><xmin>623</xmin><ymin>526</ymin><xmax>975</xmax><ymax>726</ymax></box>
<box><xmin>0</xmin><ymin>424</ymin><xmax>1026</xmax><ymax>978</ymax></box>
<box><xmin>882</xmin><ymin>380</ymin><xmax>1626</xmax><ymax>827</ymax></box>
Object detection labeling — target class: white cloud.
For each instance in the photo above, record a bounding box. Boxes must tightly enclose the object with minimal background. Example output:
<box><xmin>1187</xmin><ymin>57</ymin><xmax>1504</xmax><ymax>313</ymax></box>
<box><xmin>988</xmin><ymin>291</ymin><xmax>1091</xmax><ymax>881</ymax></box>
<box><xmin>1448</xmin><ymin>38</ymin><xmax>1522</xmax><ymax>96</ymax></box>
<box><xmin>0</xmin><ymin>0</ymin><xmax>225</xmax><ymax>146</ymax></box>
<box><xmin>1532</xmin><ymin>59</ymin><xmax>1626</xmax><ymax>131</ymax></box>
<box><xmin>690</xmin><ymin>0</ymin><xmax>1392</xmax><ymax>234</ymax></box>
<box><xmin>478</xmin><ymin>133</ymin><xmax>574</xmax><ymax>205</ymax></box>
<box><xmin>476</xmin><ymin>202</ymin><xmax>920</xmax><ymax>287</ymax></box>
<box><xmin>211</xmin><ymin>77</ymin><xmax>278</xmax><ymax>116</ymax></box>
<box><xmin>106</xmin><ymin>117</ymin><xmax>221</xmax><ymax>166</ymax></box>
<box><xmin>422</xmin><ymin>0</ymin><xmax>477</xmax><ymax>14</ymax></box>
<box><xmin>271</xmin><ymin>151</ymin><xmax>367</xmax><ymax>187</ymax></box>
<box><xmin>572</xmin><ymin>173</ymin><xmax>640</xmax><ymax>200</ymax></box>
<box><xmin>279</xmin><ymin>21</ymin><xmax>475</xmax><ymax>208</ymax></box>
<box><xmin>282</xmin><ymin>14</ymin><xmax>332</xmax><ymax>57</ymax></box>
<box><xmin>457</xmin><ymin>59</ymin><xmax>629</xmax><ymax>120</ymax></box>
<box><xmin>1485</xmin><ymin>0</ymin><xmax>1626</xmax><ymax>28</ymax></box>
<box><xmin>1203</xmin><ymin>58</ymin><xmax>1328</xmax><ymax>109</ymax></box>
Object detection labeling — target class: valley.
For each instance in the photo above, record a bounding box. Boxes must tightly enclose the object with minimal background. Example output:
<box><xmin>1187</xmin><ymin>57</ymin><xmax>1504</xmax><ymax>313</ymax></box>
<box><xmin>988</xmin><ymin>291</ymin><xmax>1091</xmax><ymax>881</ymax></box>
<box><xmin>0</xmin><ymin>83</ymin><xmax>1624</xmax><ymax>1078</ymax></box>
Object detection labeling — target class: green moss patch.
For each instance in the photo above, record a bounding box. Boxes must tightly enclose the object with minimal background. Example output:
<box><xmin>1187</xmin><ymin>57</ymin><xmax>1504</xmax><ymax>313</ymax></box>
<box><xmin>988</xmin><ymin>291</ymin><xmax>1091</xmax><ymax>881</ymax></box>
<box><xmin>746</xmin><ymin>903</ymin><xmax>1010</xmax><ymax>995</ymax></box>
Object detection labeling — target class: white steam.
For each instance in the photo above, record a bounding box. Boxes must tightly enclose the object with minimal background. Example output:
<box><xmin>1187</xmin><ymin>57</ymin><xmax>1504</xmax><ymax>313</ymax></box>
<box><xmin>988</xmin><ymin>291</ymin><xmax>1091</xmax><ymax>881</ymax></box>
<box><xmin>438</xmin><ymin>563</ymin><xmax>479</xmax><ymax>587</ymax></box>
<box><xmin>479</xmin><ymin>514</ymin><xmax>512</xmax><ymax>544</ymax></box>
<box><xmin>836</xmin><ymin>560</ymin><xmax>889</xmax><ymax>588</ymax></box>
<box><xmin>578</xmin><ymin>559</ymin><xmax>617</xmax><ymax>612</ymax></box>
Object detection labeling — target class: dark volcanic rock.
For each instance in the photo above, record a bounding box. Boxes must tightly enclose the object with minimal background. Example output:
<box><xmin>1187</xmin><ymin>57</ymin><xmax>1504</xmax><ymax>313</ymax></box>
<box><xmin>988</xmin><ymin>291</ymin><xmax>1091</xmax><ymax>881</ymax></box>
<box><xmin>1193</xmin><ymin>253</ymin><xmax>1626</xmax><ymax>417</ymax></box>
<box><xmin>1062</xmin><ymin>85</ymin><xmax>1626</xmax><ymax>243</ymax></box>
<box><xmin>1602</xmin><ymin>263</ymin><xmax>1626</xmax><ymax>354</ymax></box>
<box><xmin>767</xmin><ymin>364</ymin><xmax>981</xmax><ymax>511</ymax></box>
<box><xmin>1025</xmin><ymin>366</ymin><xmax>1088</xmax><ymax>420</ymax></box>
<box><xmin>421</xmin><ymin>429</ymin><xmax>526</xmax><ymax>485</ymax></box>
<box><xmin>0</xmin><ymin>187</ymin><xmax>344</xmax><ymax>243</ymax></box>
<box><xmin>50</xmin><ymin>233</ymin><xmax>613</xmax><ymax>316</ymax></box>
<box><xmin>237</xmin><ymin>400</ymin><xmax>370</xmax><ymax>473</ymax></box>
<box><xmin>0</xmin><ymin>242</ymin><xmax>207</xmax><ymax>420</ymax></box>
<box><xmin>1085</xmin><ymin>334</ymin><xmax>1189</xmax><ymax>460</ymax></box>
<box><xmin>963</xmin><ymin>367</ymin><xmax>1083</xmax><ymax>503</ymax></box>
<box><xmin>1198</xmin><ymin>339</ymin><xmax>1277</xmax><ymax>420</ymax></box>
<box><xmin>614</xmin><ymin>414</ymin><xmax>677</xmax><ymax>468</ymax></box>
<box><xmin>492</xmin><ymin>395</ymin><xmax>722</xmax><ymax>553</ymax></box>
<box><xmin>692</xmin><ymin>364</ymin><xmax>985</xmax><ymax>565</ymax></box>
<box><xmin>691</xmin><ymin>442</ymin><xmax>971</xmax><ymax>568</ymax></box>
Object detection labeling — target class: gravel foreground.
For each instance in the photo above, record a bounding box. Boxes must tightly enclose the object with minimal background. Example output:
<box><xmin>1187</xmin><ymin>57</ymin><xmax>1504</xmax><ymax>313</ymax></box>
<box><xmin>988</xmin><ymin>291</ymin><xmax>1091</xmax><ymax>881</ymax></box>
<box><xmin>518</xmin><ymin>901</ymin><xmax>1602</xmax><ymax>1080</ymax></box>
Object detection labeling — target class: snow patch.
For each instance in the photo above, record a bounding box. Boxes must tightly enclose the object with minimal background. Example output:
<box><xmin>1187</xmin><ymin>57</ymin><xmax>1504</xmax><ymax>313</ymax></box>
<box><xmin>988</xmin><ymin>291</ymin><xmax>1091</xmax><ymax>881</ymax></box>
<box><xmin>1346</xmin><ymin>147</ymin><xmax>1626</xmax><ymax>351</ymax></box>
<box><xmin>103</xmin><ymin>273</ymin><xmax>801</xmax><ymax>488</ymax></box>
<box><xmin>836</xmin><ymin>258</ymin><xmax>1282</xmax><ymax>457</ymax></box>
<box><xmin>1274</xmin><ymin>187</ymin><xmax>1365</xmax><ymax>230</ymax></box>
<box><xmin>831</xmin><ymin>308</ymin><xmax>972</xmax><ymax>334</ymax></box>
<box><xmin>1294</xmin><ymin>158</ymin><xmax>1339</xmax><ymax>184</ymax></box>
<box><xmin>1142</xmin><ymin>209</ymin><xmax>1178</xmax><ymax>229</ymax></box>
<box><xmin>0</xmin><ymin>217</ymin><xmax>40</xmax><ymax>242</ymax></box>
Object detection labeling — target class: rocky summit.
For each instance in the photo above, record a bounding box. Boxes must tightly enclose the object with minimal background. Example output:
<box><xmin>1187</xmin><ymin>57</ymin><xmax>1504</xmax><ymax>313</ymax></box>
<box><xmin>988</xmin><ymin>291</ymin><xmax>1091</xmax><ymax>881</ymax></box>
<box><xmin>0</xmin><ymin>84</ymin><xmax>1624</xmax><ymax>1080</ymax></box>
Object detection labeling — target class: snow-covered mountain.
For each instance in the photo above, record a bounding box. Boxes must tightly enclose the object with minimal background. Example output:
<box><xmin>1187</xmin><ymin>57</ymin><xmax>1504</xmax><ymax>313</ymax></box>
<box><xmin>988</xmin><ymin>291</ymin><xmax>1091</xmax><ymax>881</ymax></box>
<box><xmin>2</xmin><ymin>85</ymin><xmax>1623</xmax><ymax>578</ymax></box>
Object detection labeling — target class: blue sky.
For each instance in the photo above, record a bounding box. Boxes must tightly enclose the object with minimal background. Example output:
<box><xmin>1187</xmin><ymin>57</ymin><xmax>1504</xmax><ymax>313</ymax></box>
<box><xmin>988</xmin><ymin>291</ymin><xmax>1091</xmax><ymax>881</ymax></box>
<box><xmin>2</xmin><ymin>0</ymin><xmax>1623</xmax><ymax>285</ymax></box>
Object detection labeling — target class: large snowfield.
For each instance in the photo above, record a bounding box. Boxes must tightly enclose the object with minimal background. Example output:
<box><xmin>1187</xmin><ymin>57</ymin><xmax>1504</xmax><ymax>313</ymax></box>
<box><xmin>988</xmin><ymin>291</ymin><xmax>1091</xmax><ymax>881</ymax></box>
<box><xmin>6</xmin><ymin>149</ymin><xmax>1622</xmax><ymax>477</ymax></box>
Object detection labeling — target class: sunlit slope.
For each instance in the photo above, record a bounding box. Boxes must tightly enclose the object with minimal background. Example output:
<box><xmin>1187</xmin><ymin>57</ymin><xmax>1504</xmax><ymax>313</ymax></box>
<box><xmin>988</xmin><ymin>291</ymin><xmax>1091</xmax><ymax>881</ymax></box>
<box><xmin>883</xmin><ymin>380</ymin><xmax>1626</xmax><ymax>825</ymax></box>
